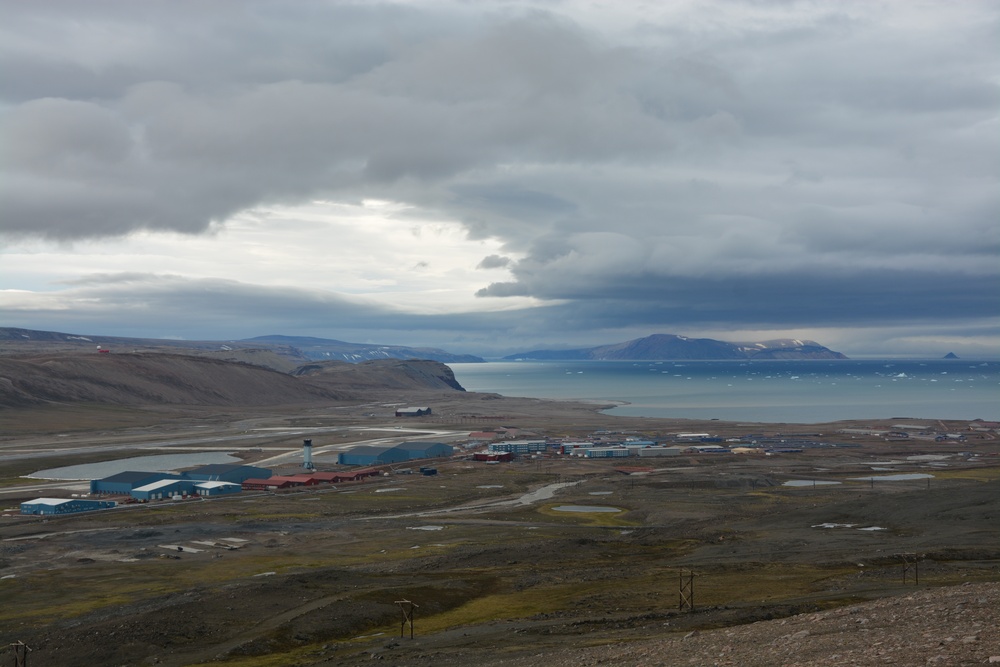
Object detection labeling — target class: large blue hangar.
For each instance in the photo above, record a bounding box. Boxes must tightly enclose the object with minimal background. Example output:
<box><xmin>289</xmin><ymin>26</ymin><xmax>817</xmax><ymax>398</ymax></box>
<box><xmin>338</xmin><ymin>446</ymin><xmax>409</xmax><ymax>466</ymax></box>
<box><xmin>338</xmin><ymin>442</ymin><xmax>454</xmax><ymax>466</ymax></box>
<box><xmin>90</xmin><ymin>471</ymin><xmax>180</xmax><ymax>495</ymax></box>
<box><xmin>90</xmin><ymin>464</ymin><xmax>272</xmax><ymax>495</ymax></box>
<box><xmin>394</xmin><ymin>442</ymin><xmax>453</xmax><ymax>460</ymax></box>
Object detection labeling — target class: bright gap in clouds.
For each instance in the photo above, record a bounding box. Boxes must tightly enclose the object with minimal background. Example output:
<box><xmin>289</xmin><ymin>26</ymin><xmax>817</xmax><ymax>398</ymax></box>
<box><xmin>1</xmin><ymin>199</ymin><xmax>534</xmax><ymax>315</ymax></box>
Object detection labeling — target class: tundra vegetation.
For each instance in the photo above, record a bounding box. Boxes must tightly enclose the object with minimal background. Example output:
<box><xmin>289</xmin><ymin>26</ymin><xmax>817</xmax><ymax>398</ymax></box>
<box><xmin>0</xmin><ymin>350</ymin><xmax>997</xmax><ymax>666</ymax></box>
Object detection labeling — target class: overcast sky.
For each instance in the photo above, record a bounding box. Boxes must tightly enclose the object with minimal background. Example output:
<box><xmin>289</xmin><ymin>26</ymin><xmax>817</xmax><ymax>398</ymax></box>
<box><xmin>1</xmin><ymin>0</ymin><xmax>997</xmax><ymax>358</ymax></box>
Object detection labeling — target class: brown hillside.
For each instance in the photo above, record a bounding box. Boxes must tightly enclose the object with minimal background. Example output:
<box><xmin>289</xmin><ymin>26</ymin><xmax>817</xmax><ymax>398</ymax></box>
<box><xmin>291</xmin><ymin>358</ymin><xmax>466</xmax><ymax>392</ymax></box>
<box><xmin>0</xmin><ymin>353</ymin><xmax>467</xmax><ymax>409</ymax></box>
<box><xmin>0</xmin><ymin>353</ymin><xmax>346</xmax><ymax>408</ymax></box>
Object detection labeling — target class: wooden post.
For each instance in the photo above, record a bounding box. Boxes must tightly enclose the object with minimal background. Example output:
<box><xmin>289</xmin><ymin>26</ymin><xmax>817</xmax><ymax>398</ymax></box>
<box><xmin>899</xmin><ymin>553</ymin><xmax>918</xmax><ymax>585</ymax></box>
<box><xmin>395</xmin><ymin>599</ymin><xmax>418</xmax><ymax>639</ymax></box>
<box><xmin>8</xmin><ymin>641</ymin><xmax>32</xmax><ymax>667</ymax></box>
<box><xmin>678</xmin><ymin>569</ymin><xmax>695</xmax><ymax>612</ymax></box>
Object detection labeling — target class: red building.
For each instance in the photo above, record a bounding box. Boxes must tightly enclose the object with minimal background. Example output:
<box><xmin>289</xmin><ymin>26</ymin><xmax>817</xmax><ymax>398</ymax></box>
<box><xmin>472</xmin><ymin>452</ymin><xmax>513</xmax><ymax>462</ymax></box>
<box><xmin>242</xmin><ymin>478</ymin><xmax>295</xmax><ymax>491</ymax></box>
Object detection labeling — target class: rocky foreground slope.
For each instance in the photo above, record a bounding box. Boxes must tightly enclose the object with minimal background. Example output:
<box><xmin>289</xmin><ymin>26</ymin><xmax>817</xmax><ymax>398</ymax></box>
<box><xmin>466</xmin><ymin>582</ymin><xmax>1000</xmax><ymax>667</ymax></box>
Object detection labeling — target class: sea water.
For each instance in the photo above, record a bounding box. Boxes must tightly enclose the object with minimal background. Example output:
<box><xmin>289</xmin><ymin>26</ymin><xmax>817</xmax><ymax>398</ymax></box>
<box><xmin>448</xmin><ymin>359</ymin><xmax>1000</xmax><ymax>424</ymax></box>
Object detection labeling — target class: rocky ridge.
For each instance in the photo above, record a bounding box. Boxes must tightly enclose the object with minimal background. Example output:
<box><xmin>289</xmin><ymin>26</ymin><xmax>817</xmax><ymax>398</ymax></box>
<box><xmin>482</xmin><ymin>582</ymin><xmax>1000</xmax><ymax>667</ymax></box>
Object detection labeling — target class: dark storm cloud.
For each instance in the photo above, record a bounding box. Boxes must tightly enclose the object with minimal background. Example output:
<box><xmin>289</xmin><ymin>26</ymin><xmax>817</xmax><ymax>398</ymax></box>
<box><xmin>1</xmin><ymin>0</ymin><xmax>997</xmax><ymax>351</ymax></box>
<box><xmin>481</xmin><ymin>270</ymin><xmax>999</xmax><ymax>330</ymax></box>
<box><xmin>23</xmin><ymin>273</ymin><xmax>422</xmax><ymax>338</ymax></box>
<box><xmin>476</xmin><ymin>255</ymin><xmax>512</xmax><ymax>270</ymax></box>
<box><xmin>1</xmin><ymin>2</ymin><xmax>669</xmax><ymax>240</ymax></box>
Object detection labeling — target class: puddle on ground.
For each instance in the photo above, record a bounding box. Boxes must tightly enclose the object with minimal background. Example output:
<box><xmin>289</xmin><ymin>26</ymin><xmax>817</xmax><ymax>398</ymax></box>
<box><xmin>552</xmin><ymin>505</ymin><xmax>621</xmax><ymax>513</ymax></box>
<box><xmin>848</xmin><ymin>474</ymin><xmax>934</xmax><ymax>481</ymax></box>
<box><xmin>813</xmin><ymin>523</ymin><xmax>887</xmax><ymax>531</ymax></box>
<box><xmin>783</xmin><ymin>480</ymin><xmax>841</xmax><ymax>487</ymax></box>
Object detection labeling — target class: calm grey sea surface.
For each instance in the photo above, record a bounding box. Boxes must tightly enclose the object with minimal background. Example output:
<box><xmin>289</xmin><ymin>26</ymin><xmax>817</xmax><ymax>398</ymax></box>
<box><xmin>448</xmin><ymin>360</ymin><xmax>1000</xmax><ymax>424</ymax></box>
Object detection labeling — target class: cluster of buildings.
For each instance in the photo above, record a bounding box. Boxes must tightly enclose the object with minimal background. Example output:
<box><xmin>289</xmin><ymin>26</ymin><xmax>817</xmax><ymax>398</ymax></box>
<box><xmin>839</xmin><ymin>421</ymin><xmax>999</xmax><ymax>443</ymax></box>
<box><xmin>465</xmin><ymin>431</ymin><xmax>733</xmax><ymax>460</ymax></box>
<box><xmin>20</xmin><ymin>439</ymin><xmax>458</xmax><ymax>516</ymax></box>
<box><xmin>467</xmin><ymin>430</ymin><xmax>834</xmax><ymax>461</ymax></box>
<box><xmin>481</xmin><ymin>439</ymin><xmax>719</xmax><ymax>459</ymax></box>
<box><xmin>88</xmin><ymin>463</ymin><xmax>271</xmax><ymax>501</ymax></box>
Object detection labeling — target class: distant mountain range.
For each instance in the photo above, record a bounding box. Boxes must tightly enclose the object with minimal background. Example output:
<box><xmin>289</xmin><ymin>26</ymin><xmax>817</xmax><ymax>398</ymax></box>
<box><xmin>242</xmin><ymin>335</ymin><xmax>483</xmax><ymax>364</ymax></box>
<box><xmin>503</xmin><ymin>334</ymin><xmax>847</xmax><ymax>361</ymax></box>
<box><xmin>0</xmin><ymin>328</ymin><xmax>846</xmax><ymax>365</ymax></box>
<box><xmin>0</xmin><ymin>328</ymin><xmax>484</xmax><ymax>366</ymax></box>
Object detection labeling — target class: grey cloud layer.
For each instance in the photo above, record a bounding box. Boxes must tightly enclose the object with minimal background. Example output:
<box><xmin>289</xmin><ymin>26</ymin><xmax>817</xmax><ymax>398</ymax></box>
<box><xmin>1</xmin><ymin>1</ymin><xmax>997</xmax><ymax>346</ymax></box>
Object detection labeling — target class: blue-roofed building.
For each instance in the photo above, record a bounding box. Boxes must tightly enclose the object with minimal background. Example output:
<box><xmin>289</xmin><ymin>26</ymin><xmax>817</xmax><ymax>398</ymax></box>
<box><xmin>392</xmin><ymin>442</ymin><xmax>454</xmax><ymax>460</ymax></box>
<box><xmin>192</xmin><ymin>481</ymin><xmax>242</xmax><ymax>497</ymax></box>
<box><xmin>183</xmin><ymin>464</ymin><xmax>272</xmax><ymax>484</ymax></box>
<box><xmin>21</xmin><ymin>498</ymin><xmax>117</xmax><ymax>515</ymax></box>
<box><xmin>338</xmin><ymin>446</ymin><xmax>409</xmax><ymax>467</ymax></box>
<box><xmin>91</xmin><ymin>471</ymin><xmax>179</xmax><ymax>495</ymax></box>
<box><xmin>131</xmin><ymin>479</ymin><xmax>196</xmax><ymax>501</ymax></box>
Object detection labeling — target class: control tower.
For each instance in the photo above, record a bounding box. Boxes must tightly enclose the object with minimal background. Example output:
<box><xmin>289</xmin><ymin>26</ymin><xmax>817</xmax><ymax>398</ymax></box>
<box><xmin>303</xmin><ymin>439</ymin><xmax>315</xmax><ymax>471</ymax></box>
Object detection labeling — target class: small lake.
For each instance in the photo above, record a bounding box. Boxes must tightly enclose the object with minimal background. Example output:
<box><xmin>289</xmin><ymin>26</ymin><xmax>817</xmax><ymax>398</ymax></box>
<box><xmin>848</xmin><ymin>473</ymin><xmax>934</xmax><ymax>481</ymax></box>
<box><xmin>29</xmin><ymin>452</ymin><xmax>240</xmax><ymax>480</ymax></box>
<box><xmin>552</xmin><ymin>505</ymin><xmax>622</xmax><ymax>513</ymax></box>
<box><xmin>783</xmin><ymin>480</ymin><xmax>842</xmax><ymax>487</ymax></box>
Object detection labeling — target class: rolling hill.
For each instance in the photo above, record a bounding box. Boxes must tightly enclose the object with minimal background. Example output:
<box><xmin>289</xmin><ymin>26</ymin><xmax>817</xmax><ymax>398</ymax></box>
<box><xmin>0</xmin><ymin>353</ymin><xmax>465</xmax><ymax>409</ymax></box>
<box><xmin>0</xmin><ymin>327</ymin><xmax>484</xmax><ymax>369</ymax></box>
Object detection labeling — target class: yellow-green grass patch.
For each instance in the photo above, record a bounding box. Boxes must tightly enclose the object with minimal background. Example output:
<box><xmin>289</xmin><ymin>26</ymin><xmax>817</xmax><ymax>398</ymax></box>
<box><xmin>535</xmin><ymin>503</ymin><xmax>643</xmax><ymax>527</ymax></box>
<box><xmin>931</xmin><ymin>468</ymin><xmax>1000</xmax><ymax>482</ymax></box>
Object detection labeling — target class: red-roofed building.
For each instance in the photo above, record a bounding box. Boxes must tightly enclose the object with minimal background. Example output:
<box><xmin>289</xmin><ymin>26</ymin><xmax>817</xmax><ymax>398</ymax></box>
<box><xmin>283</xmin><ymin>474</ymin><xmax>321</xmax><ymax>486</ymax></box>
<box><xmin>336</xmin><ymin>468</ymin><xmax>381</xmax><ymax>482</ymax></box>
<box><xmin>308</xmin><ymin>471</ymin><xmax>342</xmax><ymax>483</ymax></box>
<box><xmin>472</xmin><ymin>452</ymin><xmax>513</xmax><ymax>462</ymax></box>
<box><xmin>242</xmin><ymin>478</ymin><xmax>295</xmax><ymax>491</ymax></box>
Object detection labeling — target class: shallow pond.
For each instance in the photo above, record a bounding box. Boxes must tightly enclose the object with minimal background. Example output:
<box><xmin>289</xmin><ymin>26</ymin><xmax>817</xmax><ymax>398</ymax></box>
<box><xmin>848</xmin><ymin>473</ymin><xmax>934</xmax><ymax>481</ymax></box>
<box><xmin>783</xmin><ymin>480</ymin><xmax>842</xmax><ymax>487</ymax></box>
<box><xmin>552</xmin><ymin>505</ymin><xmax>622</xmax><ymax>513</ymax></box>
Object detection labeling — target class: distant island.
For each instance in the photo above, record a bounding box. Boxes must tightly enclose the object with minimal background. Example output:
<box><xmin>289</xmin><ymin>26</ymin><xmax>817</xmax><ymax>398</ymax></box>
<box><xmin>504</xmin><ymin>333</ymin><xmax>847</xmax><ymax>361</ymax></box>
<box><xmin>943</xmin><ymin>352</ymin><xmax>959</xmax><ymax>359</ymax></box>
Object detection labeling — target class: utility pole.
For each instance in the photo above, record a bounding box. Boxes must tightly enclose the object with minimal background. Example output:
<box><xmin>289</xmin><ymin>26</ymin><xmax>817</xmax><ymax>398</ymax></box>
<box><xmin>8</xmin><ymin>641</ymin><xmax>32</xmax><ymax>667</ymax></box>
<box><xmin>899</xmin><ymin>553</ymin><xmax>919</xmax><ymax>585</ymax></box>
<box><xmin>678</xmin><ymin>569</ymin><xmax>696</xmax><ymax>612</ymax></box>
<box><xmin>395</xmin><ymin>599</ymin><xmax>418</xmax><ymax>639</ymax></box>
